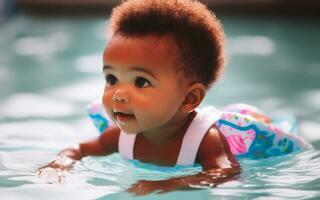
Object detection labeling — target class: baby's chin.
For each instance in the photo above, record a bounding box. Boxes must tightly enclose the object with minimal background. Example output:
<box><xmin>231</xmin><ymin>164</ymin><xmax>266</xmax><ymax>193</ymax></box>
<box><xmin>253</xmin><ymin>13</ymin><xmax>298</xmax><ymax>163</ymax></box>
<box><xmin>117</xmin><ymin>125</ymin><xmax>140</xmax><ymax>134</ymax></box>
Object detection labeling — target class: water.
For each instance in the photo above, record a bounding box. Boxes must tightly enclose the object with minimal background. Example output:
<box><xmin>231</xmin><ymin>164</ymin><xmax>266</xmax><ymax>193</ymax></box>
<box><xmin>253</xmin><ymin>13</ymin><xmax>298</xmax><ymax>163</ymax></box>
<box><xmin>0</xmin><ymin>13</ymin><xmax>320</xmax><ymax>199</ymax></box>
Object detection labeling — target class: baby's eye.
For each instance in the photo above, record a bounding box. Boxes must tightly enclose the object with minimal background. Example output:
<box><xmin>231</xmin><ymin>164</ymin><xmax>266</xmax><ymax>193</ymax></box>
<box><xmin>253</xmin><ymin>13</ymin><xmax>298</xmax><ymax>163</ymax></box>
<box><xmin>105</xmin><ymin>74</ymin><xmax>118</xmax><ymax>86</ymax></box>
<box><xmin>135</xmin><ymin>77</ymin><xmax>151</xmax><ymax>88</ymax></box>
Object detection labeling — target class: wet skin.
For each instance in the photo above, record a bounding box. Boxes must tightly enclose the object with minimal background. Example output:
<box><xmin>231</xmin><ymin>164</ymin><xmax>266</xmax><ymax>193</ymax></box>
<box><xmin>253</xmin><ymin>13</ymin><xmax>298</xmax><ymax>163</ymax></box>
<box><xmin>37</xmin><ymin>34</ymin><xmax>240</xmax><ymax>195</ymax></box>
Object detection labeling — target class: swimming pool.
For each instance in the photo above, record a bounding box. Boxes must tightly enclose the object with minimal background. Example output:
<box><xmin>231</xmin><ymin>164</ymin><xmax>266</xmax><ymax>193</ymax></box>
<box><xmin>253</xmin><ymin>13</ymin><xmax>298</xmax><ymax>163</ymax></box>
<box><xmin>0</xmin><ymin>13</ymin><xmax>320</xmax><ymax>199</ymax></box>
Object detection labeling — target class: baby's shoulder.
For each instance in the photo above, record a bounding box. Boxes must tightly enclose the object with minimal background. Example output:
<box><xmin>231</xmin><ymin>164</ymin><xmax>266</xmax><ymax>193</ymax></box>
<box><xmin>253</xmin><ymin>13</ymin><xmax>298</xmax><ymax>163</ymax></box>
<box><xmin>202</xmin><ymin>125</ymin><xmax>225</xmax><ymax>144</ymax></box>
<box><xmin>198</xmin><ymin>125</ymin><xmax>230</xmax><ymax>158</ymax></box>
<box><xmin>197</xmin><ymin>125</ymin><xmax>237</xmax><ymax>169</ymax></box>
<box><xmin>99</xmin><ymin>126</ymin><xmax>121</xmax><ymax>150</ymax></box>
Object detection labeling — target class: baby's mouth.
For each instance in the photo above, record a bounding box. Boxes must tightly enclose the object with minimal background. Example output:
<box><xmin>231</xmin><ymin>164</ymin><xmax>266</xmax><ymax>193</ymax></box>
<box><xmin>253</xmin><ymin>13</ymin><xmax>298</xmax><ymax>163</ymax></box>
<box><xmin>114</xmin><ymin>111</ymin><xmax>135</xmax><ymax>122</ymax></box>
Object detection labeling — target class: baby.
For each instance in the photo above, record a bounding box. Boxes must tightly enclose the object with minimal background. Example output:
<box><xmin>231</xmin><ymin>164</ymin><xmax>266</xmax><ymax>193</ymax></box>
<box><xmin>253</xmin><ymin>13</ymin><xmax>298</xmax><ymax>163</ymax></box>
<box><xmin>38</xmin><ymin>0</ymin><xmax>241</xmax><ymax>195</ymax></box>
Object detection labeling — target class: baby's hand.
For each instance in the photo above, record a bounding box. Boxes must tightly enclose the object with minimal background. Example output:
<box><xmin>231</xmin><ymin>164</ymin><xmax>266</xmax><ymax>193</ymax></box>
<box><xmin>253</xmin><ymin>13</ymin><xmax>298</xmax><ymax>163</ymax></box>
<box><xmin>36</xmin><ymin>155</ymin><xmax>76</xmax><ymax>183</ymax></box>
<box><xmin>36</xmin><ymin>166</ymin><xmax>67</xmax><ymax>183</ymax></box>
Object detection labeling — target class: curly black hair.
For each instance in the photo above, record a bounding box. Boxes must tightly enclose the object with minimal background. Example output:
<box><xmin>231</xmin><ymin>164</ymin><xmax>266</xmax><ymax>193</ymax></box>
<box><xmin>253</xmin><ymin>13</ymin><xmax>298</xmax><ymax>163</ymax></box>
<box><xmin>109</xmin><ymin>0</ymin><xmax>225</xmax><ymax>88</ymax></box>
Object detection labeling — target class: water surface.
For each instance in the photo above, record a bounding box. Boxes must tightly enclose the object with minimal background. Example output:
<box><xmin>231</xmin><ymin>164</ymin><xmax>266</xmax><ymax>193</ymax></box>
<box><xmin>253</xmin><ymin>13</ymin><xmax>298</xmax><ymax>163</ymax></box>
<box><xmin>0</xmin><ymin>13</ymin><xmax>319</xmax><ymax>199</ymax></box>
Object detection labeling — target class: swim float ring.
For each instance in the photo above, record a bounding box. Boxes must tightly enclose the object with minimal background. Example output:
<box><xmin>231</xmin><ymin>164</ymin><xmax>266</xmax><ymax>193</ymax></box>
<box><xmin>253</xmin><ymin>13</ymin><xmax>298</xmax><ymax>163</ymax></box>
<box><xmin>87</xmin><ymin>101</ymin><xmax>310</xmax><ymax>159</ymax></box>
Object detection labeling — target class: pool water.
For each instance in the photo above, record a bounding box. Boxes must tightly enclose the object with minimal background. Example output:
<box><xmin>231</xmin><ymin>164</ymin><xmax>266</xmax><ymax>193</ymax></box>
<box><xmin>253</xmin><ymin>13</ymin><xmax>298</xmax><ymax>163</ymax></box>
<box><xmin>0</xmin><ymin>13</ymin><xmax>320</xmax><ymax>199</ymax></box>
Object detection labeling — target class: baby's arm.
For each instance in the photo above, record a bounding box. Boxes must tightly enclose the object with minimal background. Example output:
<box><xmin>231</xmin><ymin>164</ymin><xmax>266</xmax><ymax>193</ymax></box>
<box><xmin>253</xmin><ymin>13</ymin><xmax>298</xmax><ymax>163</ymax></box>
<box><xmin>37</xmin><ymin>126</ymin><xmax>120</xmax><ymax>177</ymax></box>
<box><xmin>128</xmin><ymin>126</ymin><xmax>240</xmax><ymax>195</ymax></box>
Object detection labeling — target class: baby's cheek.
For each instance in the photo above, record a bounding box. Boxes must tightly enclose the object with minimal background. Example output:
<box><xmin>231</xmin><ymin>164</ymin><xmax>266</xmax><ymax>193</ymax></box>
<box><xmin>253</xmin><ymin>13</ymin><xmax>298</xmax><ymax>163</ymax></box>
<box><xmin>131</xmin><ymin>92</ymin><xmax>155</xmax><ymax>108</ymax></box>
<box><xmin>102</xmin><ymin>92</ymin><xmax>113</xmax><ymax>110</ymax></box>
<box><xmin>143</xmin><ymin>102</ymin><xmax>176</xmax><ymax>121</ymax></box>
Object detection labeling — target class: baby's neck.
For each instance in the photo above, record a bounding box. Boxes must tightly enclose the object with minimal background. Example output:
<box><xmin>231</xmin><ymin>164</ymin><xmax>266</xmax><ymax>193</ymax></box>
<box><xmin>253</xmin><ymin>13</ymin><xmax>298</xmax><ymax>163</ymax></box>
<box><xmin>140</xmin><ymin>111</ymin><xmax>196</xmax><ymax>145</ymax></box>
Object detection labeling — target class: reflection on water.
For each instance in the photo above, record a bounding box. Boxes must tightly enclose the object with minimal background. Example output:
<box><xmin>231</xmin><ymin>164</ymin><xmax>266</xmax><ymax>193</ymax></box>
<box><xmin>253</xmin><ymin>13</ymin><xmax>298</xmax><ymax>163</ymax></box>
<box><xmin>0</xmin><ymin>93</ymin><xmax>77</xmax><ymax>118</ymax></box>
<box><xmin>48</xmin><ymin>78</ymin><xmax>104</xmax><ymax>103</ymax></box>
<box><xmin>14</xmin><ymin>32</ymin><xmax>69</xmax><ymax>56</ymax></box>
<box><xmin>74</xmin><ymin>53</ymin><xmax>103</xmax><ymax>73</ymax></box>
<box><xmin>2</xmin><ymin>149</ymin><xmax>319</xmax><ymax>199</ymax></box>
<box><xmin>0</xmin><ymin>13</ymin><xmax>319</xmax><ymax>199</ymax></box>
<box><xmin>228</xmin><ymin>36</ymin><xmax>275</xmax><ymax>56</ymax></box>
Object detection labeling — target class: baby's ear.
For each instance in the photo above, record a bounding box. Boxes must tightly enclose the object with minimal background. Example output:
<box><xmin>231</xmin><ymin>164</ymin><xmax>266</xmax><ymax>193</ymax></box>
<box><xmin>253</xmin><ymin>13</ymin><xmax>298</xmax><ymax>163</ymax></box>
<box><xmin>180</xmin><ymin>83</ymin><xmax>206</xmax><ymax>113</ymax></box>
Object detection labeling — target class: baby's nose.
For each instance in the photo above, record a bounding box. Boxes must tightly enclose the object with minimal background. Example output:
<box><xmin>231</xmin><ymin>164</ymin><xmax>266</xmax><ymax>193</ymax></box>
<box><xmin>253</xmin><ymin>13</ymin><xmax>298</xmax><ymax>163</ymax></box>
<box><xmin>113</xmin><ymin>89</ymin><xmax>130</xmax><ymax>103</ymax></box>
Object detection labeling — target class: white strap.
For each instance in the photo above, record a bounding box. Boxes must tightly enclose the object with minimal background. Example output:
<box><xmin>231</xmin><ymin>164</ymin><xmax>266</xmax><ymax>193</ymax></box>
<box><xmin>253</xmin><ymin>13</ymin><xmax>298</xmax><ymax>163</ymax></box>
<box><xmin>118</xmin><ymin>131</ymin><xmax>137</xmax><ymax>160</ymax></box>
<box><xmin>176</xmin><ymin>106</ymin><xmax>221</xmax><ymax>165</ymax></box>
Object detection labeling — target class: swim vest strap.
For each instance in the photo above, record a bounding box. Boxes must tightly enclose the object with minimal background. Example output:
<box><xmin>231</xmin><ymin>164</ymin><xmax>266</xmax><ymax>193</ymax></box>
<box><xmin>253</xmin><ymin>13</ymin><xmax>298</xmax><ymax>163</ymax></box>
<box><xmin>118</xmin><ymin>106</ymin><xmax>221</xmax><ymax>165</ymax></box>
<box><xmin>118</xmin><ymin>130</ymin><xmax>136</xmax><ymax>160</ymax></box>
<box><xmin>176</xmin><ymin>106</ymin><xmax>221</xmax><ymax>165</ymax></box>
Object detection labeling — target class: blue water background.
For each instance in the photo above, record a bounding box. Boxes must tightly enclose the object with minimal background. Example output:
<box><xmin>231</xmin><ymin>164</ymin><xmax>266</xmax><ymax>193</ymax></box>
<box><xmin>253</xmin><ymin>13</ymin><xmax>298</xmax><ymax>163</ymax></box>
<box><xmin>0</xmin><ymin>13</ymin><xmax>320</xmax><ymax>199</ymax></box>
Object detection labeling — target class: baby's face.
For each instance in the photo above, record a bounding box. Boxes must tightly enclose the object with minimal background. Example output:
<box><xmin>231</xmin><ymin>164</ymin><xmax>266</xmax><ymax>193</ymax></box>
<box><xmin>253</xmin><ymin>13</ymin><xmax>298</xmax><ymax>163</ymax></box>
<box><xmin>102</xmin><ymin>34</ymin><xmax>190</xmax><ymax>134</ymax></box>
